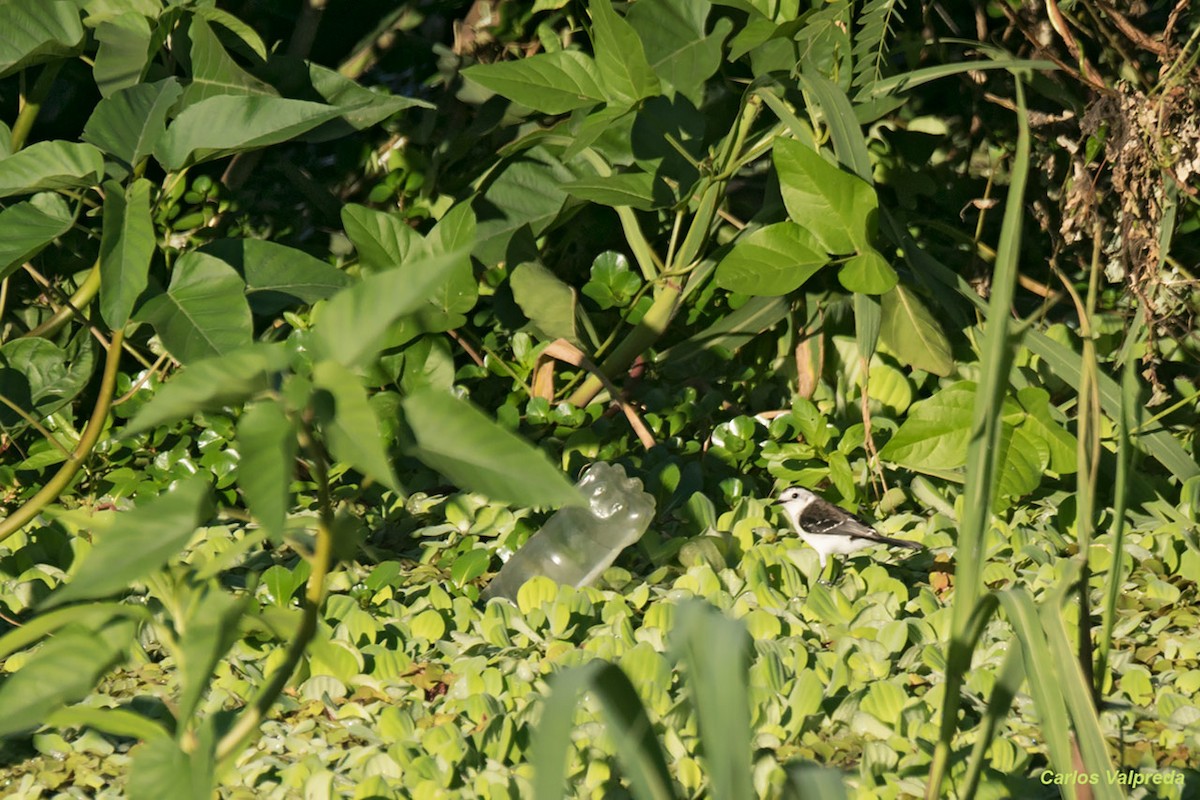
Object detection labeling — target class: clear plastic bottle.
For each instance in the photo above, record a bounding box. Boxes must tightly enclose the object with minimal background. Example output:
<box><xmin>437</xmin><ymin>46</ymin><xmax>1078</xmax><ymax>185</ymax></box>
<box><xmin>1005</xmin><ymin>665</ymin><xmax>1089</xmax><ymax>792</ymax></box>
<box><xmin>481</xmin><ymin>462</ymin><xmax>656</xmax><ymax>602</ymax></box>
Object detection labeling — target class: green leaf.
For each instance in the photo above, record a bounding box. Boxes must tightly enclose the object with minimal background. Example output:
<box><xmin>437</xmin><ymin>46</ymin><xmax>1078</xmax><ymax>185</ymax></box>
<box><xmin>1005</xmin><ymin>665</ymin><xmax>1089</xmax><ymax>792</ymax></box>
<box><xmin>311</xmin><ymin>247</ymin><xmax>464</xmax><ymax>369</ymax></box>
<box><xmin>137</xmin><ymin>251</ymin><xmax>253</xmax><ymax>363</ymax></box>
<box><xmin>590</xmin><ymin>0</ymin><xmax>661</xmax><ymax>106</ymax></box>
<box><xmin>0</xmin><ymin>140</ymin><xmax>105</xmax><ymax>198</ymax></box>
<box><xmin>99</xmin><ymin>178</ymin><xmax>154</xmax><ymax>329</ymax></box>
<box><xmin>774</xmin><ymin>137</ymin><xmax>877</xmax><ymax>254</ymax></box>
<box><xmin>92</xmin><ymin>12</ymin><xmax>153</xmax><ymax>97</ymax></box>
<box><xmin>0</xmin><ymin>603</ymin><xmax>148</xmax><ymax>662</ymax></box>
<box><xmin>799</xmin><ymin>71</ymin><xmax>874</xmax><ymax>180</ymax></box>
<box><xmin>0</xmin><ymin>0</ymin><xmax>85</xmax><ymax>79</ymax></box>
<box><xmin>43</xmin><ymin>479</ymin><xmax>211</xmax><ymax>608</ymax></box>
<box><xmin>472</xmin><ymin>147</ymin><xmax>579</xmax><ymax>264</ymax></box>
<box><xmin>341</xmin><ymin>203</ymin><xmax>419</xmax><ymax>271</ymax></box>
<box><xmin>200</xmin><ymin>239</ymin><xmax>351</xmax><ymax>315</ymax></box>
<box><xmin>301</xmin><ymin>61</ymin><xmax>433</xmax><ymax>141</ymax></box>
<box><xmin>714</xmin><ymin>222</ymin><xmax>829</xmax><ymax>295</ymax></box>
<box><xmin>582</xmin><ymin>251</ymin><xmax>642</xmax><ymax>309</ymax></box>
<box><xmin>671</xmin><ymin>601</ymin><xmax>754</xmax><ymax>800</ymax></box>
<box><xmin>123</xmin><ymin>343</ymin><xmax>289</xmax><ymax>434</ymax></box>
<box><xmin>83</xmin><ymin>78</ymin><xmax>183</xmax><ymax>168</ymax></box>
<box><xmin>1024</xmin><ymin>328</ymin><xmax>1199</xmax><ymax>481</ymax></box>
<box><xmin>533</xmin><ymin>660</ymin><xmax>674</xmax><ymax>800</ymax></box>
<box><xmin>178</xmin><ymin>18</ymin><xmax>277</xmax><ymax>108</ymax></box>
<box><xmin>879</xmin><ymin>283</ymin><xmax>953</xmax><ymax>375</ymax></box>
<box><xmin>1016</xmin><ymin>387</ymin><xmax>1077</xmax><ymax>474</ymax></box>
<box><xmin>838</xmin><ymin>248</ymin><xmax>897</xmax><ymax>294</ymax></box>
<box><xmin>510</xmin><ymin>262</ymin><xmax>580</xmax><ymax>345</ymax></box>
<box><xmin>156</xmin><ymin>96</ymin><xmax>344</xmax><ymax>170</ymax></box>
<box><xmin>236</xmin><ymin>400</ymin><xmax>296</xmax><ymax>540</ymax></box>
<box><xmin>45</xmin><ymin>707</ymin><xmax>170</xmax><ymax>744</ymax></box>
<box><xmin>563</xmin><ymin>171</ymin><xmax>658</xmax><ymax>210</ymax></box>
<box><xmin>461</xmin><ymin>50</ymin><xmax>605</xmax><ymax>114</ymax></box>
<box><xmin>403</xmin><ymin>388</ymin><xmax>582</xmax><ymax>508</ymax></box>
<box><xmin>450</xmin><ymin>549</ymin><xmax>490</xmax><ymax>587</ymax></box>
<box><xmin>626</xmin><ymin>0</ymin><xmax>732</xmax><ymax>104</ymax></box>
<box><xmin>879</xmin><ymin>381</ymin><xmax>975</xmax><ymax>468</ymax></box>
<box><xmin>995</xmin><ymin>424</ymin><xmax>1045</xmax><ymax>505</ymax></box>
<box><xmin>0</xmin><ymin>194</ymin><xmax>78</xmax><ymax>281</ymax></box>
<box><xmin>176</xmin><ymin>588</ymin><xmax>248</xmax><ymax>722</ymax></box>
<box><xmin>424</xmin><ymin>203</ymin><xmax>479</xmax><ymax>316</ymax></box>
<box><xmin>782</xmin><ymin>762</ymin><xmax>850</xmax><ymax>800</ymax></box>
<box><xmin>312</xmin><ymin>360</ymin><xmax>400</xmax><ymax>491</ymax></box>
<box><xmin>0</xmin><ymin>336</ymin><xmax>93</xmax><ymax>435</ymax></box>
<box><xmin>0</xmin><ymin>622</ymin><xmax>136</xmax><ymax>737</ymax></box>
<box><xmin>191</xmin><ymin>6</ymin><xmax>269</xmax><ymax>60</ymax></box>
<box><xmin>127</xmin><ymin>721</ymin><xmax>216</xmax><ymax>800</ymax></box>
<box><xmin>656</xmin><ymin>295</ymin><xmax>789</xmax><ymax>368</ymax></box>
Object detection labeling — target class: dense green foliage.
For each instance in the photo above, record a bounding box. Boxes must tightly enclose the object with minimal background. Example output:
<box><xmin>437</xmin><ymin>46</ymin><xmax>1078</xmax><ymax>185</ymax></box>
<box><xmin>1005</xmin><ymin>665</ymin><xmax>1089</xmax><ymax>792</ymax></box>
<box><xmin>0</xmin><ymin>0</ymin><xmax>1197</xmax><ymax>798</ymax></box>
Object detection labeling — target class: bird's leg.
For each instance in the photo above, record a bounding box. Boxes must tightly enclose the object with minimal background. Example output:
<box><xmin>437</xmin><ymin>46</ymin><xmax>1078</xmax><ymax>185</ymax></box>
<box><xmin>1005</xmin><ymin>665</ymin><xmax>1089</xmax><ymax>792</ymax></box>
<box><xmin>817</xmin><ymin>558</ymin><xmax>838</xmax><ymax>587</ymax></box>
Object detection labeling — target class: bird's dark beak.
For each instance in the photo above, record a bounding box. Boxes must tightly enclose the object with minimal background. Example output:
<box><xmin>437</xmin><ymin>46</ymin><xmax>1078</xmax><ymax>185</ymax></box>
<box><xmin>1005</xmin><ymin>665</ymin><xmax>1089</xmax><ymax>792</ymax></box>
<box><xmin>770</xmin><ymin>497</ymin><xmax>785</xmax><ymax>506</ymax></box>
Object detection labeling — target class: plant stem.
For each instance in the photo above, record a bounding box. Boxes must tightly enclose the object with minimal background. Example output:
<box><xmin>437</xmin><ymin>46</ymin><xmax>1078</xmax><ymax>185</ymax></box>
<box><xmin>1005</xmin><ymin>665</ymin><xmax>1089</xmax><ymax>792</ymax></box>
<box><xmin>24</xmin><ymin>261</ymin><xmax>103</xmax><ymax>340</ymax></box>
<box><xmin>10</xmin><ymin>61</ymin><xmax>64</xmax><ymax>151</ymax></box>
<box><xmin>214</xmin><ymin>420</ymin><xmax>335</xmax><ymax>767</ymax></box>
<box><xmin>0</xmin><ymin>329</ymin><xmax>126</xmax><ymax>544</ymax></box>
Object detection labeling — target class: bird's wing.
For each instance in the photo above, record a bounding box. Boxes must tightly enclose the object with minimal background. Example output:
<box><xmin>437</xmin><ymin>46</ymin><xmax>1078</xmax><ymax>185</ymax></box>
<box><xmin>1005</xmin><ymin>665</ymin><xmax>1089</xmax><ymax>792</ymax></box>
<box><xmin>798</xmin><ymin>503</ymin><xmax>884</xmax><ymax>540</ymax></box>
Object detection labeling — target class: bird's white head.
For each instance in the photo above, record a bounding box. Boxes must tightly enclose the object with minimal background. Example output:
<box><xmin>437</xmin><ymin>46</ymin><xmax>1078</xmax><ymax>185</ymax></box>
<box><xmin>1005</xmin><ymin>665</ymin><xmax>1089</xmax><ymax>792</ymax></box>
<box><xmin>773</xmin><ymin>486</ymin><xmax>818</xmax><ymax>515</ymax></box>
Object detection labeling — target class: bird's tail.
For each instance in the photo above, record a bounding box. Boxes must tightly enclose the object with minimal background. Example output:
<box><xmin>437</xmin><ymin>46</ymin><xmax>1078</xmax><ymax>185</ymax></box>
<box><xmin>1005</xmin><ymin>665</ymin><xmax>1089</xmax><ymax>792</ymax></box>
<box><xmin>876</xmin><ymin>534</ymin><xmax>924</xmax><ymax>550</ymax></box>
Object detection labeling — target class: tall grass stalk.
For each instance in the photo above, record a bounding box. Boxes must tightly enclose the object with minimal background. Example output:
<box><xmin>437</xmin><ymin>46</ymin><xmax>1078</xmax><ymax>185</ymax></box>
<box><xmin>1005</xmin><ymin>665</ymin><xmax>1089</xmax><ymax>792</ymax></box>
<box><xmin>924</xmin><ymin>78</ymin><xmax>1030</xmax><ymax>799</ymax></box>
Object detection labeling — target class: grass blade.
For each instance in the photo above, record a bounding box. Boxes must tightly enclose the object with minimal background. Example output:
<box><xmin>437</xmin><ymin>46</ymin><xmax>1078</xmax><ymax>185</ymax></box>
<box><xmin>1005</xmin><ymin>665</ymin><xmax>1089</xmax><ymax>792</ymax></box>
<box><xmin>532</xmin><ymin>660</ymin><xmax>675</xmax><ymax>800</ymax></box>
<box><xmin>925</xmin><ymin>77</ymin><xmax>1030</xmax><ymax>799</ymax></box>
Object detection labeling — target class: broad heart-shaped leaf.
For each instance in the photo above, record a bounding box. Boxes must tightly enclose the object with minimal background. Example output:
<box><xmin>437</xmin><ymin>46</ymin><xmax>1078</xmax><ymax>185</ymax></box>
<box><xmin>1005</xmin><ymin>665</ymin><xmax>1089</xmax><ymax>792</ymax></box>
<box><xmin>136</xmin><ymin>252</ymin><xmax>252</xmax><ymax>363</ymax></box>
<box><xmin>774</xmin><ymin>137</ymin><xmax>877</xmax><ymax>254</ymax></box>
<box><xmin>880</xmin><ymin>381</ymin><xmax>1027</xmax><ymax>473</ymax></box>
<box><xmin>341</xmin><ymin>203</ymin><xmax>420</xmax><ymax>271</ymax></box>
<box><xmin>1016</xmin><ymin>387</ymin><xmax>1078</xmax><ymax>474</ymax></box>
<box><xmin>83</xmin><ymin>78</ymin><xmax>183</xmax><ymax>169</ymax></box>
<box><xmin>510</xmin><ymin>261</ymin><xmax>580</xmax><ymax>345</ymax></box>
<box><xmin>714</xmin><ymin>221</ymin><xmax>829</xmax><ymax>295</ymax></box>
<box><xmin>0</xmin><ymin>140</ymin><xmax>105</xmax><ymax>199</ymax></box>
<box><xmin>0</xmin><ymin>193</ymin><xmax>74</xmax><ymax>281</ymax></box>
<box><xmin>0</xmin><ymin>621</ymin><xmax>136</xmax><ymax>737</ymax></box>
<box><xmin>178</xmin><ymin>18</ymin><xmax>277</xmax><ymax>109</ymax></box>
<box><xmin>311</xmin><ymin>360</ymin><xmax>400</xmax><ymax>491</ymax></box>
<box><xmin>155</xmin><ymin>96</ymin><xmax>345</xmax><ymax>170</ymax></box>
<box><xmin>879</xmin><ymin>283</ymin><xmax>953</xmax><ymax>376</ymax></box>
<box><xmin>626</xmin><ymin>0</ymin><xmax>732</xmax><ymax>104</ymax></box>
<box><xmin>403</xmin><ymin>388</ymin><xmax>582</xmax><ymax>509</ymax></box>
<box><xmin>92</xmin><ymin>12</ymin><xmax>152</xmax><ymax>98</ymax></box>
<box><xmin>0</xmin><ymin>334</ymin><xmax>94</xmax><ymax>432</ymax></box>
<box><xmin>838</xmin><ymin>247</ymin><xmax>898</xmax><ymax>294</ymax></box>
<box><xmin>994</xmin><ymin>423</ymin><xmax>1046</xmax><ymax>509</ymax></box>
<box><xmin>0</xmin><ymin>0</ymin><xmax>85</xmax><ymax>79</ymax></box>
<box><xmin>461</xmin><ymin>50</ymin><xmax>605</xmax><ymax>115</ymax></box>
<box><xmin>42</xmin><ymin>479</ymin><xmax>212</xmax><ymax>608</ymax></box>
<box><xmin>199</xmin><ymin>238</ymin><xmax>351</xmax><ymax>315</ymax></box>
<box><xmin>123</xmin><ymin>343</ymin><xmax>289</xmax><ymax>435</ymax></box>
<box><xmin>311</xmin><ymin>247</ymin><xmax>465</xmax><ymax>369</ymax></box>
<box><xmin>590</xmin><ymin>0</ymin><xmax>660</xmax><ymax>106</ymax></box>
<box><xmin>563</xmin><ymin>171</ymin><xmax>658</xmax><ymax>210</ymax></box>
<box><xmin>235</xmin><ymin>400</ymin><xmax>296</xmax><ymax>541</ymax></box>
<box><xmin>99</xmin><ymin>179</ymin><xmax>154</xmax><ymax>329</ymax></box>
<box><xmin>878</xmin><ymin>381</ymin><xmax>975</xmax><ymax>469</ymax></box>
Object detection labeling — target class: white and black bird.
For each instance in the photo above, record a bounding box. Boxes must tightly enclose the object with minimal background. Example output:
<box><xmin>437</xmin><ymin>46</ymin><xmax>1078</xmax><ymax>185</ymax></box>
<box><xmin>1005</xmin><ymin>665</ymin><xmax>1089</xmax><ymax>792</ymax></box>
<box><xmin>773</xmin><ymin>487</ymin><xmax>923</xmax><ymax>575</ymax></box>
